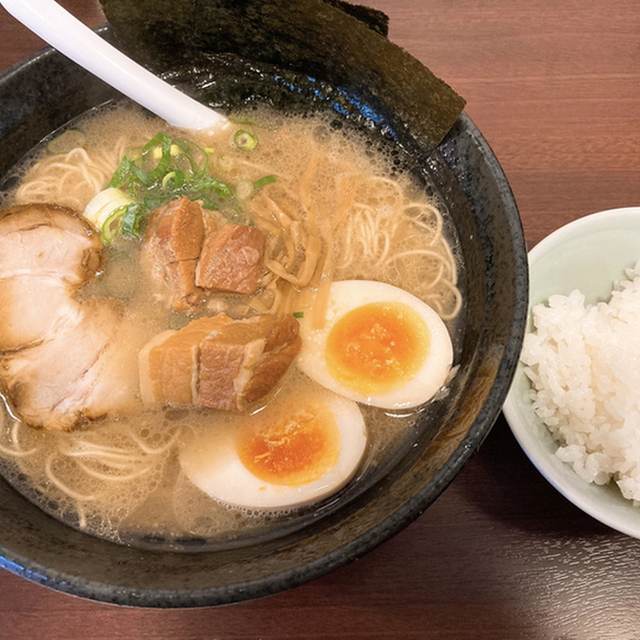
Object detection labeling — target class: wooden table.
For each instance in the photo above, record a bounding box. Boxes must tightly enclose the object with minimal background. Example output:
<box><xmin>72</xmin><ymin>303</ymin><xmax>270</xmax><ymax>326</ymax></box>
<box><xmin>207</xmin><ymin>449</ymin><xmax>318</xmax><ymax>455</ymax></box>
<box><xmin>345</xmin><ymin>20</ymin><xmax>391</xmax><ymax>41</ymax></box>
<box><xmin>1</xmin><ymin>1</ymin><xmax>639</xmax><ymax>638</ymax></box>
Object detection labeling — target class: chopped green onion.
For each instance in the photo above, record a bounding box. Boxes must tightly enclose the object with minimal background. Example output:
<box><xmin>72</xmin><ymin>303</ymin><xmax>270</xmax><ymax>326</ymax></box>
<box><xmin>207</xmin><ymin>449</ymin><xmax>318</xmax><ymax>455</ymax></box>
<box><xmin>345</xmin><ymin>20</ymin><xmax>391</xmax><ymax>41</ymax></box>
<box><xmin>161</xmin><ymin>171</ymin><xmax>176</xmax><ymax>190</ymax></box>
<box><xmin>218</xmin><ymin>155</ymin><xmax>234</xmax><ymax>171</ymax></box>
<box><xmin>293</xmin><ymin>311</ymin><xmax>304</xmax><ymax>318</ymax></box>
<box><xmin>103</xmin><ymin>131</ymin><xmax>264</xmax><ymax>244</ymax></box>
<box><xmin>233</xmin><ymin>129</ymin><xmax>259</xmax><ymax>151</ymax></box>
<box><xmin>108</xmin><ymin>157</ymin><xmax>135</xmax><ymax>189</ymax></box>
<box><xmin>83</xmin><ymin>187</ymin><xmax>135</xmax><ymax>231</ymax></box>
<box><xmin>253</xmin><ymin>175</ymin><xmax>276</xmax><ymax>190</ymax></box>
<box><xmin>143</xmin><ymin>132</ymin><xmax>172</xmax><ymax>154</ymax></box>
<box><xmin>130</xmin><ymin>164</ymin><xmax>153</xmax><ymax>187</ymax></box>
<box><xmin>101</xmin><ymin>206</ymin><xmax>126</xmax><ymax>245</ymax></box>
<box><xmin>145</xmin><ymin>136</ymin><xmax>173</xmax><ymax>183</ymax></box>
<box><xmin>194</xmin><ymin>175</ymin><xmax>234</xmax><ymax>200</ymax></box>
<box><xmin>120</xmin><ymin>203</ymin><xmax>147</xmax><ymax>239</ymax></box>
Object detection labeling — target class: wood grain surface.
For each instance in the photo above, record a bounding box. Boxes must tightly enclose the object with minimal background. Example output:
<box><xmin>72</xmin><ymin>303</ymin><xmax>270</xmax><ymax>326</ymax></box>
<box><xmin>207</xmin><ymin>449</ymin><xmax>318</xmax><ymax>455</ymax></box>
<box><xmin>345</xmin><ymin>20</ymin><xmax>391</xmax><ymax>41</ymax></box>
<box><xmin>0</xmin><ymin>1</ymin><xmax>639</xmax><ymax>638</ymax></box>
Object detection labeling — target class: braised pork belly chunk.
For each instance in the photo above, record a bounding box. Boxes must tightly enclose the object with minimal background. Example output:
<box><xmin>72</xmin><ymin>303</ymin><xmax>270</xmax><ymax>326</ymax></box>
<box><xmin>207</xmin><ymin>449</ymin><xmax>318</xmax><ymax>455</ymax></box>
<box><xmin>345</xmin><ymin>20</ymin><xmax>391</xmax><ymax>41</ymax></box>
<box><xmin>141</xmin><ymin>198</ymin><xmax>267</xmax><ymax>312</ymax></box>
<box><xmin>196</xmin><ymin>223</ymin><xmax>266</xmax><ymax>295</ymax></box>
<box><xmin>139</xmin><ymin>313</ymin><xmax>301</xmax><ymax>412</ymax></box>
<box><xmin>0</xmin><ymin>204</ymin><xmax>140</xmax><ymax>431</ymax></box>
<box><xmin>141</xmin><ymin>196</ymin><xmax>206</xmax><ymax>312</ymax></box>
<box><xmin>138</xmin><ymin>315</ymin><xmax>234</xmax><ymax>407</ymax></box>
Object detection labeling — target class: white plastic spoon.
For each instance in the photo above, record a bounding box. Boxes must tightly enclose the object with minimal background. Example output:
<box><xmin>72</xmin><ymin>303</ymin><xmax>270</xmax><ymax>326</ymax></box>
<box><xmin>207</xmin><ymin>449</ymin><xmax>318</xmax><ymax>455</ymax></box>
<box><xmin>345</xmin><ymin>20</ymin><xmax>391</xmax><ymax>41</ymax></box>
<box><xmin>0</xmin><ymin>0</ymin><xmax>230</xmax><ymax>132</ymax></box>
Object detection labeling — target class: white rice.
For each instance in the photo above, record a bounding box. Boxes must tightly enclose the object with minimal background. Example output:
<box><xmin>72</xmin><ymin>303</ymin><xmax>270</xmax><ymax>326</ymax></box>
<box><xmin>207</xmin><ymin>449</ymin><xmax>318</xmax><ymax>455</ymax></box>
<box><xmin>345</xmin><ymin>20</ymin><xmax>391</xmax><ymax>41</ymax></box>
<box><xmin>521</xmin><ymin>261</ymin><xmax>640</xmax><ymax>503</ymax></box>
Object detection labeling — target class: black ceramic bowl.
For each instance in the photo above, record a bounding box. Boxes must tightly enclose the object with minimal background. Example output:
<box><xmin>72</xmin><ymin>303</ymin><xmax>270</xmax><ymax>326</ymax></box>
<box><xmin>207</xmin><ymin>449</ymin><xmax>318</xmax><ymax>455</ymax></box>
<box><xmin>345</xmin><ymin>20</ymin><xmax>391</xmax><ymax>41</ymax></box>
<box><xmin>0</xmin><ymin>29</ymin><xmax>528</xmax><ymax>607</ymax></box>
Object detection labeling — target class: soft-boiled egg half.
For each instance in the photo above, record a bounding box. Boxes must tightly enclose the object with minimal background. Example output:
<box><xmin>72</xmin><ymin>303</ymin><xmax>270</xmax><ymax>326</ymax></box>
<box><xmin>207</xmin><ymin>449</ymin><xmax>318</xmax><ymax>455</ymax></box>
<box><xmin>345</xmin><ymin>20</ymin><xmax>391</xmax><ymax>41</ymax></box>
<box><xmin>180</xmin><ymin>382</ymin><xmax>367</xmax><ymax>510</ymax></box>
<box><xmin>296</xmin><ymin>280</ymin><xmax>454</xmax><ymax>410</ymax></box>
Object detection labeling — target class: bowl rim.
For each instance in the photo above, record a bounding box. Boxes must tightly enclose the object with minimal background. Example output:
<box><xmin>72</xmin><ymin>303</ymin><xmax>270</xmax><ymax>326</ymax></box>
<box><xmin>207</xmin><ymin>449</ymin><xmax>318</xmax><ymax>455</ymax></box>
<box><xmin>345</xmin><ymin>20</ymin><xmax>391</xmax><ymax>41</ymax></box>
<box><xmin>529</xmin><ymin>205</ymin><xmax>640</xmax><ymax>264</ymax></box>
<box><xmin>503</xmin><ymin>205</ymin><xmax>640</xmax><ymax>539</ymax></box>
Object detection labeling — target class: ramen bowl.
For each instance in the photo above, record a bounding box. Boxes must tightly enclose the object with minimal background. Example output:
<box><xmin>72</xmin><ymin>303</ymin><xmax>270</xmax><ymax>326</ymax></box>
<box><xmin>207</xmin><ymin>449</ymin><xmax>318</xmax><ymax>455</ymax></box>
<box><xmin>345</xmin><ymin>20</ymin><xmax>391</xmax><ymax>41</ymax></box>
<box><xmin>0</xmin><ymin>25</ymin><xmax>527</xmax><ymax>607</ymax></box>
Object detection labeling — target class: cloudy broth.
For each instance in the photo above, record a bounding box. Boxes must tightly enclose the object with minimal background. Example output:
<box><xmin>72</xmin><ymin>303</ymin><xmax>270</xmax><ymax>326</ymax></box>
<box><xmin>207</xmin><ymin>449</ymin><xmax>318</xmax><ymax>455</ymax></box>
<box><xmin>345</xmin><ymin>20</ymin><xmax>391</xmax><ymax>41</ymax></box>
<box><xmin>0</xmin><ymin>102</ymin><xmax>463</xmax><ymax>548</ymax></box>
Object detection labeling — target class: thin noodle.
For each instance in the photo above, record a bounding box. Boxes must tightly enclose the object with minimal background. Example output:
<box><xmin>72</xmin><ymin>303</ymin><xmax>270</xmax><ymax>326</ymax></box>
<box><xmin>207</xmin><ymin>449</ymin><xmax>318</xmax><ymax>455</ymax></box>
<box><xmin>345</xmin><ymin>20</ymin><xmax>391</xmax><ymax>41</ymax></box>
<box><xmin>58</xmin><ymin>441</ymin><xmax>145</xmax><ymax>461</ymax></box>
<box><xmin>74</xmin><ymin>459</ymin><xmax>155</xmax><ymax>482</ymax></box>
<box><xmin>127</xmin><ymin>428</ymin><xmax>180</xmax><ymax>455</ymax></box>
<box><xmin>0</xmin><ymin>422</ymin><xmax>38</xmax><ymax>457</ymax></box>
<box><xmin>0</xmin><ymin>442</ymin><xmax>38</xmax><ymax>457</ymax></box>
<box><xmin>331</xmin><ymin>173</ymin><xmax>359</xmax><ymax>231</ymax></box>
<box><xmin>299</xmin><ymin>148</ymin><xmax>319</xmax><ymax>234</ymax></box>
<box><xmin>45</xmin><ymin>454</ymin><xmax>97</xmax><ymax>501</ymax></box>
<box><xmin>432</xmin><ymin>280</ymin><xmax>463</xmax><ymax>320</ymax></box>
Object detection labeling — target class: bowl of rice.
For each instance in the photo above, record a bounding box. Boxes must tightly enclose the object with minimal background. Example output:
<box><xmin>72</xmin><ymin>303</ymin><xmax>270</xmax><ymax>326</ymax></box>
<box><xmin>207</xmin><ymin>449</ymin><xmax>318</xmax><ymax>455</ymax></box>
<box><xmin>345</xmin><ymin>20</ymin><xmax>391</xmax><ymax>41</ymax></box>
<box><xmin>504</xmin><ymin>206</ymin><xmax>640</xmax><ymax>537</ymax></box>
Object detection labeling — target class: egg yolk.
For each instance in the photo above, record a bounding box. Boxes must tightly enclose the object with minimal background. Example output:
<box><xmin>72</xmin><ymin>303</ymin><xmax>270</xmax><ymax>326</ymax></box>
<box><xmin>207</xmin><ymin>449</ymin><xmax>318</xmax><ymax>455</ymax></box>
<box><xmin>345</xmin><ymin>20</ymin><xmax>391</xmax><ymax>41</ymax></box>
<box><xmin>325</xmin><ymin>301</ymin><xmax>430</xmax><ymax>394</ymax></box>
<box><xmin>237</xmin><ymin>402</ymin><xmax>340</xmax><ymax>486</ymax></box>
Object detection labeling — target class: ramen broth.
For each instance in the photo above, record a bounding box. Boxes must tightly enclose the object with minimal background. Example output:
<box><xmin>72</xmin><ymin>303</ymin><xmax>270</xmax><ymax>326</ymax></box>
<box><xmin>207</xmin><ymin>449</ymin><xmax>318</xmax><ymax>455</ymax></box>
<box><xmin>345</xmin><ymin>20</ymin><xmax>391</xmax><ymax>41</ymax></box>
<box><xmin>0</xmin><ymin>103</ymin><xmax>463</xmax><ymax>547</ymax></box>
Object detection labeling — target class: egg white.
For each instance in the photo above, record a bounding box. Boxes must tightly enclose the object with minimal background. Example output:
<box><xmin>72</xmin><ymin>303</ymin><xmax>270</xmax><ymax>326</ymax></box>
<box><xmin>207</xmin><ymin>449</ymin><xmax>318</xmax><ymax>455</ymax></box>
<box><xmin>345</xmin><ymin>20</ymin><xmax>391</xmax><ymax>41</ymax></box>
<box><xmin>296</xmin><ymin>280</ymin><xmax>454</xmax><ymax>409</ymax></box>
<box><xmin>179</xmin><ymin>386</ymin><xmax>367</xmax><ymax>510</ymax></box>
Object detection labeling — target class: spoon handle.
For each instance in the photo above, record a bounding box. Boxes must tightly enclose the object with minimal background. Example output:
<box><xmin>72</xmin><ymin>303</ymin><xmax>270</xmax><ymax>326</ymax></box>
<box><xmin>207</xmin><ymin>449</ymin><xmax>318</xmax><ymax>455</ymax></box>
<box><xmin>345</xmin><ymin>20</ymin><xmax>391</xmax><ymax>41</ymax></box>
<box><xmin>0</xmin><ymin>0</ymin><xmax>230</xmax><ymax>132</ymax></box>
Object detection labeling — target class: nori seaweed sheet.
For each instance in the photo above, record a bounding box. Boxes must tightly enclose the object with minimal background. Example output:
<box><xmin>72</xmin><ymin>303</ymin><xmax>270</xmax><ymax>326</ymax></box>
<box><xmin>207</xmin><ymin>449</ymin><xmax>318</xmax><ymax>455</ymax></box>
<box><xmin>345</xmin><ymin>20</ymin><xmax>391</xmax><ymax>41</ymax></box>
<box><xmin>321</xmin><ymin>0</ymin><xmax>389</xmax><ymax>36</ymax></box>
<box><xmin>99</xmin><ymin>0</ymin><xmax>465</xmax><ymax>152</ymax></box>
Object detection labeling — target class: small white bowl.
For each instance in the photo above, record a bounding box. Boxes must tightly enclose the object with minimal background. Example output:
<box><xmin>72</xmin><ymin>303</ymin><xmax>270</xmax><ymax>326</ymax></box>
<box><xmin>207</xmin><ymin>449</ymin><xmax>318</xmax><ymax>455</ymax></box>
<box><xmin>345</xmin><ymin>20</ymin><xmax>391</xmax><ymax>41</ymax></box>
<box><xmin>503</xmin><ymin>206</ymin><xmax>640</xmax><ymax>538</ymax></box>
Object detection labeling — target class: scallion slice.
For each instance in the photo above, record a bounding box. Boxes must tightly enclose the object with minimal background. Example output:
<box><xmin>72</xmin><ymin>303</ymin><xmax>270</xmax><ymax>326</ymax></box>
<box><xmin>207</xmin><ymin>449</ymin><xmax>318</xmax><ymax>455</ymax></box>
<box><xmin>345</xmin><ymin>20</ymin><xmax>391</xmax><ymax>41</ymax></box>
<box><xmin>233</xmin><ymin>129</ymin><xmax>259</xmax><ymax>151</ymax></box>
<box><xmin>100</xmin><ymin>206</ymin><xmax>126</xmax><ymax>245</ymax></box>
<box><xmin>254</xmin><ymin>175</ymin><xmax>276</xmax><ymax>190</ymax></box>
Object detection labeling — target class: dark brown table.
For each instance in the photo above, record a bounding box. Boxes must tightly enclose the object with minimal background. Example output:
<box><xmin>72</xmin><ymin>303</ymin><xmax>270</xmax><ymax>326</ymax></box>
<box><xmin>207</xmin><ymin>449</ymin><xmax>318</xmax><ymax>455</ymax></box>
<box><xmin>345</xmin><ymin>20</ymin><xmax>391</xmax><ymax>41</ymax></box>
<box><xmin>1</xmin><ymin>1</ymin><xmax>639</xmax><ymax>637</ymax></box>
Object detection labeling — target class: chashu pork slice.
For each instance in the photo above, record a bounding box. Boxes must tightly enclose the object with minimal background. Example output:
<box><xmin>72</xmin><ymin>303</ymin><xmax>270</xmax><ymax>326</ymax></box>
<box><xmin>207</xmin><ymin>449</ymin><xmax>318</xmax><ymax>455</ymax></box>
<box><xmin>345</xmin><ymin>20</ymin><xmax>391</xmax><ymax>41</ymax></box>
<box><xmin>0</xmin><ymin>276</ymin><xmax>83</xmax><ymax>352</ymax></box>
<box><xmin>53</xmin><ymin>310</ymin><xmax>145</xmax><ymax>424</ymax></box>
<box><xmin>139</xmin><ymin>313</ymin><xmax>301</xmax><ymax>412</ymax></box>
<box><xmin>0</xmin><ymin>203</ymin><xmax>103</xmax><ymax>353</ymax></box>
<box><xmin>0</xmin><ymin>203</ymin><xmax>102</xmax><ymax>285</ymax></box>
<box><xmin>141</xmin><ymin>196</ymin><xmax>206</xmax><ymax>313</ymax></box>
<box><xmin>0</xmin><ymin>203</ymin><xmax>144</xmax><ymax>431</ymax></box>
<box><xmin>0</xmin><ymin>298</ymin><xmax>136</xmax><ymax>431</ymax></box>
